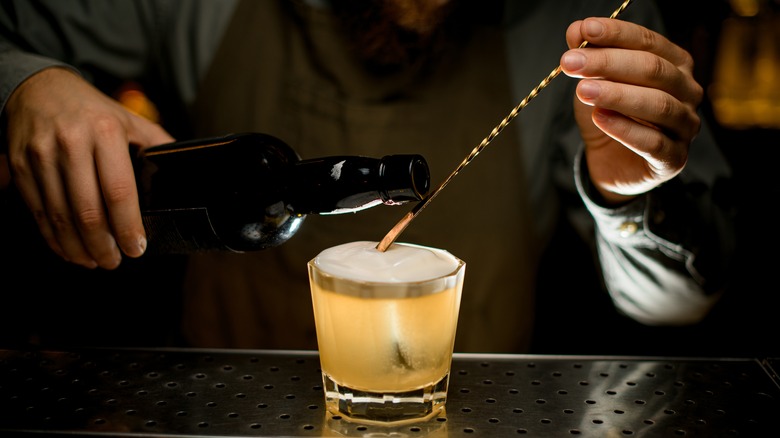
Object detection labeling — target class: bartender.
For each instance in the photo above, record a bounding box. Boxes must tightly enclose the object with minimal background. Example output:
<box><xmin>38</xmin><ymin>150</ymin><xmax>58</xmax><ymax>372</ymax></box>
<box><xmin>0</xmin><ymin>0</ymin><xmax>735</xmax><ymax>353</ymax></box>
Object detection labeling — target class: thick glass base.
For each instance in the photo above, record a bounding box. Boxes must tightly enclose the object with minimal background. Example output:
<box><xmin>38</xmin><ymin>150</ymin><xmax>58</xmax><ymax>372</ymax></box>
<box><xmin>322</xmin><ymin>372</ymin><xmax>450</xmax><ymax>426</ymax></box>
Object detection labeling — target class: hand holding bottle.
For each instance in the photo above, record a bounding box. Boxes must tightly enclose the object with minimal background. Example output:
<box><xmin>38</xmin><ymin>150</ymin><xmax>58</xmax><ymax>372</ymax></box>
<box><xmin>4</xmin><ymin>67</ymin><xmax>175</xmax><ymax>269</ymax></box>
<box><xmin>136</xmin><ymin>133</ymin><xmax>429</xmax><ymax>254</ymax></box>
<box><xmin>4</xmin><ymin>68</ymin><xmax>429</xmax><ymax>267</ymax></box>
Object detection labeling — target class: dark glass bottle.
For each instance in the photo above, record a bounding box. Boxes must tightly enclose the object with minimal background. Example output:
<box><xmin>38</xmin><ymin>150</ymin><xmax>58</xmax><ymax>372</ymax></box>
<box><xmin>134</xmin><ymin>132</ymin><xmax>429</xmax><ymax>254</ymax></box>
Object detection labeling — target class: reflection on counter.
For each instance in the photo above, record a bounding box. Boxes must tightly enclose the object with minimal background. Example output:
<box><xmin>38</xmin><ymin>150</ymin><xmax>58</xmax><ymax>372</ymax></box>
<box><xmin>1</xmin><ymin>348</ymin><xmax>779</xmax><ymax>437</ymax></box>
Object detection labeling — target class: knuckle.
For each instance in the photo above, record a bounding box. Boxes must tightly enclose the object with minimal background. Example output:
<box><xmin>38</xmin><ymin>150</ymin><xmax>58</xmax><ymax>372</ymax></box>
<box><xmin>649</xmin><ymin>56</ymin><xmax>667</xmax><ymax>83</ymax></box>
<box><xmin>8</xmin><ymin>153</ymin><xmax>30</xmax><ymax>178</ymax></box>
<box><xmin>668</xmin><ymin>149</ymin><xmax>689</xmax><ymax>175</ymax></box>
<box><xmin>91</xmin><ymin>114</ymin><xmax>127</xmax><ymax>140</ymax></box>
<box><xmin>647</xmin><ymin>135</ymin><xmax>667</xmax><ymax>158</ymax></box>
<box><xmin>32</xmin><ymin>209</ymin><xmax>49</xmax><ymax>226</ymax></box>
<box><xmin>657</xmin><ymin>95</ymin><xmax>676</xmax><ymax>121</ymax></box>
<box><xmin>103</xmin><ymin>182</ymin><xmax>137</xmax><ymax>206</ymax></box>
<box><xmin>639</xmin><ymin>26</ymin><xmax>657</xmax><ymax>51</ymax></box>
<box><xmin>690</xmin><ymin>81</ymin><xmax>704</xmax><ymax>106</ymax></box>
<box><xmin>48</xmin><ymin>211</ymin><xmax>73</xmax><ymax>233</ymax></box>
<box><xmin>74</xmin><ymin>207</ymin><xmax>105</xmax><ymax>231</ymax></box>
<box><xmin>53</xmin><ymin>130</ymin><xmax>89</xmax><ymax>161</ymax></box>
<box><xmin>684</xmin><ymin>108</ymin><xmax>702</xmax><ymax>140</ymax></box>
<box><xmin>24</xmin><ymin>143</ymin><xmax>56</xmax><ymax>168</ymax></box>
<box><xmin>680</xmin><ymin>50</ymin><xmax>695</xmax><ymax>72</ymax></box>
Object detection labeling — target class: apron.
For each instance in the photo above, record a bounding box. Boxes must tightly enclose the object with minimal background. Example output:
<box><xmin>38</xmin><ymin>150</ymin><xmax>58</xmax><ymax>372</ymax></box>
<box><xmin>182</xmin><ymin>0</ymin><xmax>539</xmax><ymax>352</ymax></box>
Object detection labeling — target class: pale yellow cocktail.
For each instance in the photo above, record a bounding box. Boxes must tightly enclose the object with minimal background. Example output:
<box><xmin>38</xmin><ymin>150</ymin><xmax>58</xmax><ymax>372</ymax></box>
<box><xmin>308</xmin><ymin>241</ymin><xmax>465</xmax><ymax>425</ymax></box>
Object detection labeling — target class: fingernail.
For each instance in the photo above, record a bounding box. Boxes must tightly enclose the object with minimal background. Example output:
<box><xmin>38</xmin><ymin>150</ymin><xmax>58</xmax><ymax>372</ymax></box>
<box><xmin>579</xmin><ymin>81</ymin><xmax>600</xmax><ymax>100</ymax></box>
<box><xmin>138</xmin><ymin>235</ymin><xmax>147</xmax><ymax>255</ymax></box>
<box><xmin>562</xmin><ymin>52</ymin><xmax>586</xmax><ymax>72</ymax></box>
<box><xmin>585</xmin><ymin>19</ymin><xmax>605</xmax><ymax>38</ymax></box>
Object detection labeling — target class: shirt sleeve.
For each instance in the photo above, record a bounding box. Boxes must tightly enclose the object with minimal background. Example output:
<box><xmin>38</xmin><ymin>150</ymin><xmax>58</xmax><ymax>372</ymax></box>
<box><xmin>574</xmin><ymin>125</ymin><xmax>736</xmax><ymax>325</ymax></box>
<box><xmin>0</xmin><ymin>1</ymin><xmax>147</xmax><ymax>101</ymax></box>
<box><xmin>0</xmin><ymin>0</ymin><xmax>237</xmax><ymax>137</ymax></box>
<box><xmin>0</xmin><ymin>47</ymin><xmax>78</xmax><ymax>117</ymax></box>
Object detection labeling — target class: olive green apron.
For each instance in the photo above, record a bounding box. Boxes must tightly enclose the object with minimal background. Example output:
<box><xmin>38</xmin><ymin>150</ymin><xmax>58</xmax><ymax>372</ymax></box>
<box><xmin>182</xmin><ymin>0</ymin><xmax>539</xmax><ymax>352</ymax></box>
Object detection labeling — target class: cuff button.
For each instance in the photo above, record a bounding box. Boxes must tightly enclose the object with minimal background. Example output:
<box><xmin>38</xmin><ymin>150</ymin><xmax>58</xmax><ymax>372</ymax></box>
<box><xmin>618</xmin><ymin>221</ymin><xmax>638</xmax><ymax>238</ymax></box>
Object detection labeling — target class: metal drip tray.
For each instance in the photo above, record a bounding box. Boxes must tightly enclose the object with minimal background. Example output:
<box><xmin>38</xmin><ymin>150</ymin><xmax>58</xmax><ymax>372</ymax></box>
<box><xmin>1</xmin><ymin>348</ymin><xmax>778</xmax><ymax>437</ymax></box>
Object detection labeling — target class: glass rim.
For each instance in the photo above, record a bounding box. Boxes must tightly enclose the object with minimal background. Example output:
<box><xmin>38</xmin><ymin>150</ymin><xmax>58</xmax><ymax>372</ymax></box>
<box><xmin>308</xmin><ymin>258</ymin><xmax>465</xmax><ymax>299</ymax></box>
<box><xmin>307</xmin><ymin>257</ymin><xmax>465</xmax><ymax>287</ymax></box>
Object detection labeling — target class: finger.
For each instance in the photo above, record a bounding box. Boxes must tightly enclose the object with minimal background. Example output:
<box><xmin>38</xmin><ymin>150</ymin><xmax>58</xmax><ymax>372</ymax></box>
<box><xmin>27</xmin><ymin>142</ymin><xmax>101</xmax><ymax>269</ymax></box>
<box><xmin>126</xmin><ymin>114</ymin><xmax>176</xmax><ymax>150</ymax></box>
<box><xmin>590</xmin><ymin>107</ymin><xmax>688</xmax><ymax>178</ymax></box>
<box><xmin>59</xmin><ymin>138</ymin><xmax>124</xmax><ymax>269</ymax></box>
<box><xmin>5</xmin><ymin>125</ymin><xmax>71</xmax><ymax>262</ymax></box>
<box><xmin>93</xmin><ymin>126</ymin><xmax>148</xmax><ymax>259</ymax></box>
<box><xmin>567</xmin><ymin>18</ymin><xmax>693</xmax><ymax>70</ymax></box>
<box><xmin>561</xmin><ymin>47</ymin><xmax>702</xmax><ymax>107</ymax></box>
<box><xmin>105</xmin><ymin>112</ymin><xmax>176</xmax><ymax>256</ymax></box>
<box><xmin>574</xmin><ymin>79</ymin><xmax>701</xmax><ymax>142</ymax></box>
<box><xmin>9</xmin><ymin>153</ymin><xmax>67</xmax><ymax>261</ymax></box>
<box><xmin>563</xmin><ymin>17</ymin><xmax>701</xmax><ymax>106</ymax></box>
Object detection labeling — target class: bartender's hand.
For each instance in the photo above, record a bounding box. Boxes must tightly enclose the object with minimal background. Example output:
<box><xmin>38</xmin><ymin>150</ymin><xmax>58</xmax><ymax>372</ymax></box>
<box><xmin>4</xmin><ymin>67</ymin><xmax>174</xmax><ymax>269</ymax></box>
<box><xmin>560</xmin><ymin>17</ymin><xmax>703</xmax><ymax>205</ymax></box>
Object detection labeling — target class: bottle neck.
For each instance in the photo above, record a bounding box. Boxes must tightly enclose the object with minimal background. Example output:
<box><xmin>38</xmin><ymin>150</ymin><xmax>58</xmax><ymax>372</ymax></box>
<box><xmin>287</xmin><ymin>154</ymin><xmax>429</xmax><ymax>214</ymax></box>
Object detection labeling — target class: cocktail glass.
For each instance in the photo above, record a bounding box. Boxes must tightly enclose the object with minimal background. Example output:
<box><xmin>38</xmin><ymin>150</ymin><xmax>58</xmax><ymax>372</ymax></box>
<box><xmin>308</xmin><ymin>241</ymin><xmax>465</xmax><ymax>425</ymax></box>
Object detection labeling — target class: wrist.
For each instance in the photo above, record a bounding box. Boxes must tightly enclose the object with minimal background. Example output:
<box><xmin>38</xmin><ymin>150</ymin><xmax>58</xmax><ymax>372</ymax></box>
<box><xmin>574</xmin><ymin>150</ymin><xmax>636</xmax><ymax>208</ymax></box>
<box><xmin>591</xmin><ymin>185</ymin><xmax>636</xmax><ymax>208</ymax></box>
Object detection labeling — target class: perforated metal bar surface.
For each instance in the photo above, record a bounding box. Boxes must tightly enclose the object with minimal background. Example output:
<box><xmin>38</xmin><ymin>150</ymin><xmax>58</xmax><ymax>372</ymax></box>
<box><xmin>1</xmin><ymin>348</ymin><xmax>778</xmax><ymax>437</ymax></box>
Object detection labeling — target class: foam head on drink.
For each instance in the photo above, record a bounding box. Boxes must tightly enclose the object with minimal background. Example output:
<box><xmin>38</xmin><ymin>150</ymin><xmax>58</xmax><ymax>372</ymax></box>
<box><xmin>310</xmin><ymin>240</ymin><xmax>464</xmax><ymax>394</ymax></box>
<box><xmin>312</xmin><ymin>240</ymin><xmax>460</xmax><ymax>283</ymax></box>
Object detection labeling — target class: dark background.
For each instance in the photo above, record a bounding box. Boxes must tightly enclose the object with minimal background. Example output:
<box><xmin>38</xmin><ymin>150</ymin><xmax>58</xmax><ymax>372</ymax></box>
<box><xmin>1</xmin><ymin>0</ymin><xmax>777</xmax><ymax>357</ymax></box>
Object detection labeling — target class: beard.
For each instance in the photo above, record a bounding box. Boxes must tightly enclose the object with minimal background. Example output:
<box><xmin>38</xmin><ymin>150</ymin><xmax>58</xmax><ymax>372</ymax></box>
<box><xmin>329</xmin><ymin>0</ymin><xmax>499</xmax><ymax>74</ymax></box>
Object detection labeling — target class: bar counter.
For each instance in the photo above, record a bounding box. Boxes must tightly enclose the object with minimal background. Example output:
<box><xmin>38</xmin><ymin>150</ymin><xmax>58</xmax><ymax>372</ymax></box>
<box><xmin>1</xmin><ymin>347</ymin><xmax>778</xmax><ymax>436</ymax></box>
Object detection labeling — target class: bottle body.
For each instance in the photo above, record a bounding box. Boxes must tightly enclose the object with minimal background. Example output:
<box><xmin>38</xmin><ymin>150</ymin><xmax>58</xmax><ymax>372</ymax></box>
<box><xmin>134</xmin><ymin>132</ymin><xmax>429</xmax><ymax>254</ymax></box>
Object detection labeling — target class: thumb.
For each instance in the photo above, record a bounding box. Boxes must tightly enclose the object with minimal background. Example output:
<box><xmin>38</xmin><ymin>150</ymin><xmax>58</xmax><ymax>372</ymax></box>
<box><xmin>126</xmin><ymin>113</ymin><xmax>176</xmax><ymax>152</ymax></box>
<box><xmin>114</xmin><ymin>82</ymin><xmax>176</xmax><ymax>149</ymax></box>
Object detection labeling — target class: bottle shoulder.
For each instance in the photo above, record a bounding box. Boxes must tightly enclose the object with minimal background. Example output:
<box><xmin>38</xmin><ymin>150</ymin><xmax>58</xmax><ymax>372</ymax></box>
<box><xmin>141</xmin><ymin>132</ymin><xmax>300</xmax><ymax>164</ymax></box>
